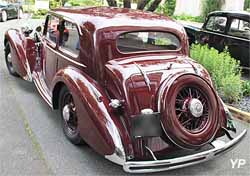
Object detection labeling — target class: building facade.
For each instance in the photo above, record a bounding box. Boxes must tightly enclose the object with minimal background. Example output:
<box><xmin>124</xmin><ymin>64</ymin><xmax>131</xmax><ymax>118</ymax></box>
<box><xmin>174</xmin><ymin>0</ymin><xmax>245</xmax><ymax>16</ymax></box>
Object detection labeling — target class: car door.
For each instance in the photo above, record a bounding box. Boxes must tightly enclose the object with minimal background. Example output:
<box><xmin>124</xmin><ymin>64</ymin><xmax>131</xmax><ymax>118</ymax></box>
<box><xmin>198</xmin><ymin>15</ymin><xmax>228</xmax><ymax>52</ymax></box>
<box><xmin>6</xmin><ymin>4</ymin><xmax>16</xmax><ymax>18</ymax></box>
<box><xmin>42</xmin><ymin>15</ymin><xmax>60</xmax><ymax>88</ymax></box>
<box><xmin>56</xmin><ymin>19</ymin><xmax>87</xmax><ymax>73</ymax></box>
<box><xmin>225</xmin><ymin>17</ymin><xmax>250</xmax><ymax>68</ymax></box>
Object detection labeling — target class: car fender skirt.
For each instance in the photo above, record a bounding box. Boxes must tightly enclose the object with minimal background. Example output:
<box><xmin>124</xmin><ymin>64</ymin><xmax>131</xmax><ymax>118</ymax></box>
<box><xmin>52</xmin><ymin>67</ymin><xmax>127</xmax><ymax>158</ymax></box>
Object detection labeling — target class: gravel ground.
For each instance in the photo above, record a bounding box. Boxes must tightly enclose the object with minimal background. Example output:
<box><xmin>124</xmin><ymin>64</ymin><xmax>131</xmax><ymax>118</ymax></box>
<box><xmin>232</xmin><ymin>96</ymin><xmax>250</xmax><ymax>113</ymax></box>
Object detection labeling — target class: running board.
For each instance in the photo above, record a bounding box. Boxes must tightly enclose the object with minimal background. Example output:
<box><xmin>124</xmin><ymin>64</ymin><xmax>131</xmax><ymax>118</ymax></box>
<box><xmin>32</xmin><ymin>71</ymin><xmax>53</xmax><ymax>107</ymax></box>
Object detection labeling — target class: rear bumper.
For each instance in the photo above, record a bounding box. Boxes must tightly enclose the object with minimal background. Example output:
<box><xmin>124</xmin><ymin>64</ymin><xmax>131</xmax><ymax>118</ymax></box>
<box><xmin>123</xmin><ymin>129</ymin><xmax>247</xmax><ymax>173</ymax></box>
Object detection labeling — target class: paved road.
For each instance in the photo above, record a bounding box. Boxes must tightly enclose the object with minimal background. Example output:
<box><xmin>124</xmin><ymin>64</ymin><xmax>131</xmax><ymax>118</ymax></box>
<box><xmin>0</xmin><ymin>19</ymin><xmax>250</xmax><ymax>176</ymax></box>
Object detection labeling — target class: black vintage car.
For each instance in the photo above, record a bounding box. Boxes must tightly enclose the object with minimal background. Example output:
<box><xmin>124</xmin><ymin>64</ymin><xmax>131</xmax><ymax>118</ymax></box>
<box><xmin>184</xmin><ymin>11</ymin><xmax>250</xmax><ymax>69</ymax></box>
<box><xmin>0</xmin><ymin>1</ymin><xmax>23</xmax><ymax>22</ymax></box>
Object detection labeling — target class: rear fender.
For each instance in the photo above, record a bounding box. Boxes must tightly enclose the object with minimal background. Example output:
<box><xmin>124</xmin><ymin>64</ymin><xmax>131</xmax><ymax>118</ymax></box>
<box><xmin>52</xmin><ymin>66</ymin><xmax>132</xmax><ymax>163</ymax></box>
<box><xmin>4</xmin><ymin>29</ymin><xmax>36</xmax><ymax>81</ymax></box>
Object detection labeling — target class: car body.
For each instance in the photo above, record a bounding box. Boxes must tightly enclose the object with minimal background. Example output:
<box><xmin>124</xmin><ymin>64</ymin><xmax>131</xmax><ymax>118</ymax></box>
<box><xmin>4</xmin><ymin>7</ymin><xmax>247</xmax><ymax>173</ymax></box>
<box><xmin>184</xmin><ymin>11</ymin><xmax>250</xmax><ymax>70</ymax></box>
<box><xmin>0</xmin><ymin>1</ymin><xmax>23</xmax><ymax>22</ymax></box>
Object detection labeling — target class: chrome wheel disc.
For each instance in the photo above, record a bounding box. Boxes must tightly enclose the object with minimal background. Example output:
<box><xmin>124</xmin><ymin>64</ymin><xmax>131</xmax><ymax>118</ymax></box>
<box><xmin>6</xmin><ymin>53</ymin><xmax>15</xmax><ymax>73</ymax></box>
<box><xmin>62</xmin><ymin>94</ymin><xmax>78</xmax><ymax>134</ymax></box>
<box><xmin>62</xmin><ymin>105</ymin><xmax>71</xmax><ymax>122</ymax></box>
<box><xmin>19</xmin><ymin>9</ymin><xmax>23</xmax><ymax>18</ymax></box>
<box><xmin>2</xmin><ymin>11</ymin><xmax>7</xmax><ymax>21</ymax></box>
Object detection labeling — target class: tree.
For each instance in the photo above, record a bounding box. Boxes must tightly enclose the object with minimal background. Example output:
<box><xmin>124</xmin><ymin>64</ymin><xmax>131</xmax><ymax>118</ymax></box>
<box><xmin>123</xmin><ymin>0</ymin><xmax>131</xmax><ymax>8</ymax></box>
<box><xmin>106</xmin><ymin>0</ymin><xmax>117</xmax><ymax>7</ymax></box>
<box><xmin>147</xmin><ymin>0</ymin><xmax>162</xmax><ymax>12</ymax></box>
<box><xmin>137</xmin><ymin>0</ymin><xmax>150</xmax><ymax>10</ymax></box>
<box><xmin>106</xmin><ymin>0</ymin><xmax>163</xmax><ymax>12</ymax></box>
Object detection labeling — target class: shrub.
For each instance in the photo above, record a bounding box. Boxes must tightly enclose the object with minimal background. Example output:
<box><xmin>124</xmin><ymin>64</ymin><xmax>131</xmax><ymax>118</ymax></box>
<box><xmin>66</xmin><ymin>0</ymin><xmax>102</xmax><ymax>7</ymax></box>
<box><xmin>202</xmin><ymin>0</ymin><xmax>225</xmax><ymax>19</ymax></box>
<box><xmin>244</xmin><ymin>0</ymin><xmax>250</xmax><ymax>11</ymax></box>
<box><xmin>157</xmin><ymin>0</ymin><xmax>176</xmax><ymax>16</ymax></box>
<box><xmin>49</xmin><ymin>0</ymin><xmax>61</xmax><ymax>9</ymax></box>
<box><xmin>190</xmin><ymin>44</ymin><xmax>242</xmax><ymax>103</ymax></box>
<box><xmin>242</xmin><ymin>80</ymin><xmax>250</xmax><ymax>96</ymax></box>
<box><xmin>172</xmin><ymin>14</ymin><xmax>204</xmax><ymax>23</ymax></box>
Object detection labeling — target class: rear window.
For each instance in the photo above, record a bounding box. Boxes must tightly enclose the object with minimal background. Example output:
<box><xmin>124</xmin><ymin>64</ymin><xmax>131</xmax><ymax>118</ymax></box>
<box><xmin>117</xmin><ymin>31</ymin><xmax>181</xmax><ymax>53</ymax></box>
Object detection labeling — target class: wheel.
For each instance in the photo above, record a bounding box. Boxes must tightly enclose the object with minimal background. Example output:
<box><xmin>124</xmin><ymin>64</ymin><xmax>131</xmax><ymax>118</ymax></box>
<box><xmin>18</xmin><ymin>9</ymin><xmax>23</xmax><ymax>19</ymax></box>
<box><xmin>5</xmin><ymin>42</ymin><xmax>19</xmax><ymax>77</ymax></box>
<box><xmin>160</xmin><ymin>74</ymin><xmax>220</xmax><ymax>149</ymax></box>
<box><xmin>1</xmin><ymin>10</ymin><xmax>7</xmax><ymax>22</ymax></box>
<box><xmin>59</xmin><ymin>86</ymin><xmax>84</xmax><ymax>145</ymax></box>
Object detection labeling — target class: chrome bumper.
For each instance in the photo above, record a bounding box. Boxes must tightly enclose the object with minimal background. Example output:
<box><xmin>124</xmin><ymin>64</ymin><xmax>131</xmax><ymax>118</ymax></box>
<box><xmin>123</xmin><ymin>129</ymin><xmax>247</xmax><ymax>173</ymax></box>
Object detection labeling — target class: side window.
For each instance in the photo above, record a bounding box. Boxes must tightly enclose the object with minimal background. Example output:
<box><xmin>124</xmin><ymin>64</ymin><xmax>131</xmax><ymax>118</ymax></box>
<box><xmin>45</xmin><ymin>15</ymin><xmax>60</xmax><ymax>44</ymax></box>
<box><xmin>205</xmin><ymin>16</ymin><xmax>227</xmax><ymax>33</ymax></box>
<box><xmin>59</xmin><ymin>21</ymin><xmax>80</xmax><ymax>56</ymax></box>
<box><xmin>228</xmin><ymin>18</ymin><xmax>250</xmax><ymax>39</ymax></box>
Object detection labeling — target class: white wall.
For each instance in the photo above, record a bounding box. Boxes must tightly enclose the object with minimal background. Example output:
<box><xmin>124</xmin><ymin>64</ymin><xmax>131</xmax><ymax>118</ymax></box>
<box><xmin>222</xmin><ymin>0</ymin><xmax>244</xmax><ymax>11</ymax></box>
<box><xmin>174</xmin><ymin>0</ymin><xmax>245</xmax><ymax>16</ymax></box>
<box><xmin>174</xmin><ymin>0</ymin><xmax>203</xmax><ymax>16</ymax></box>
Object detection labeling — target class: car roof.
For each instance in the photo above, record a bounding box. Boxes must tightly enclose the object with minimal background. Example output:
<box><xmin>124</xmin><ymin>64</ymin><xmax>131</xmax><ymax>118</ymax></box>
<box><xmin>52</xmin><ymin>6</ymin><xmax>184</xmax><ymax>33</ymax></box>
<box><xmin>208</xmin><ymin>11</ymin><xmax>250</xmax><ymax>21</ymax></box>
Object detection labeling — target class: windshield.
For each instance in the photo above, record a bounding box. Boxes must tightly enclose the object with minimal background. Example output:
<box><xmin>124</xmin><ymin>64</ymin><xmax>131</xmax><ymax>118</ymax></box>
<box><xmin>0</xmin><ymin>1</ymin><xmax>7</xmax><ymax>6</ymax></box>
<box><xmin>117</xmin><ymin>31</ymin><xmax>181</xmax><ymax>53</ymax></box>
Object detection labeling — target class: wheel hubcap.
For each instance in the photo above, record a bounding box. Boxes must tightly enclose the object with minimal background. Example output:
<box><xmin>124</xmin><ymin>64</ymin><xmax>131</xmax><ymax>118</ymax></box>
<box><xmin>2</xmin><ymin>11</ymin><xmax>7</xmax><ymax>21</ymax></box>
<box><xmin>62</xmin><ymin>94</ymin><xmax>78</xmax><ymax>133</ymax></box>
<box><xmin>175</xmin><ymin>87</ymin><xmax>209</xmax><ymax>132</ymax></box>
<box><xmin>6</xmin><ymin>53</ymin><xmax>15</xmax><ymax>73</ymax></box>
<box><xmin>63</xmin><ymin>105</ymin><xmax>71</xmax><ymax>122</ymax></box>
<box><xmin>189</xmin><ymin>98</ymin><xmax>203</xmax><ymax>118</ymax></box>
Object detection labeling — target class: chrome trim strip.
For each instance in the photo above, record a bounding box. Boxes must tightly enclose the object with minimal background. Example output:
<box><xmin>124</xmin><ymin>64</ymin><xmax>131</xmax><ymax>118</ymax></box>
<box><xmin>32</xmin><ymin>72</ymin><xmax>53</xmax><ymax>107</ymax></box>
<box><xmin>134</xmin><ymin>62</ymin><xmax>151</xmax><ymax>91</ymax></box>
<box><xmin>46</xmin><ymin>45</ymin><xmax>86</xmax><ymax>68</ymax></box>
<box><xmin>202</xmin><ymin>30</ymin><xmax>250</xmax><ymax>42</ymax></box>
<box><xmin>123</xmin><ymin>129</ymin><xmax>247</xmax><ymax>173</ymax></box>
<box><xmin>145</xmin><ymin>146</ymin><xmax>157</xmax><ymax>161</ymax></box>
<box><xmin>241</xmin><ymin>66</ymin><xmax>250</xmax><ymax>71</ymax></box>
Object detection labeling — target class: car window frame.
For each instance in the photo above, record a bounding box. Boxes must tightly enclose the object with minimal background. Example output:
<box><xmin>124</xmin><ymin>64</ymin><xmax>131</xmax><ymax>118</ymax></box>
<box><xmin>43</xmin><ymin>14</ymin><xmax>60</xmax><ymax>48</ymax></box>
<box><xmin>43</xmin><ymin>12</ymin><xmax>83</xmax><ymax>60</ymax></box>
<box><xmin>227</xmin><ymin>17</ymin><xmax>250</xmax><ymax>40</ymax></box>
<box><xmin>204</xmin><ymin>15</ymin><xmax>228</xmax><ymax>34</ymax></box>
<box><xmin>115</xmin><ymin>30</ymin><xmax>182</xmax><ymax>55</ymax></box>
<box><xmin>58</xmin><ymin>20</ymin><xmax>81</xmax><ymax>59</ymax></box>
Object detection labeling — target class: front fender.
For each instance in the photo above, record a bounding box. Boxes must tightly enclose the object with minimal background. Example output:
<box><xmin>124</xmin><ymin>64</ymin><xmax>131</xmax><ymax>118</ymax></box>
<box><xmin>51</xmin><ymin>66</ymin><xmax>131</xmax><ymax>164</ymax></box>
<box><xmin>5</xmin><ymin>29</ymin><xmax>34</xmax><ymax>81</ymax></box>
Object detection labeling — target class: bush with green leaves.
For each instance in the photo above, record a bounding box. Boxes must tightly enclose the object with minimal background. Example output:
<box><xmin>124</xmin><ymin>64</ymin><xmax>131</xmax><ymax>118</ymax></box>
<box><xmin>66</xmin><ymin>0</ymin><xmax>102</xmax><ymax>7</ymax></box>
<box><xmin>244</xmin><ymin>0</ymin><xmax>250</xmax><ymax>11</ymax></box>
<box><xmin>242</xmin><ymin>80</ymin><xmax>250</xmax><ymax>96</ymax></box>
<box><xmin>156</xmin><ymin>0</ymin><xmax>176</xmax><ymax>16</ymax></box>
<box><xmin>202</xmin><ymin>0</ymin><xmax>225</xmax><ymax>19</ymax></box>
<box><xmin>190</xmin><ymin>44</ymin><xmax>242</xmax><ymax>103</ymax></box>
<box><xmin>172</xmin><ymin>14</ymin><xmax>204</xmax><ymax>23</ymax></box>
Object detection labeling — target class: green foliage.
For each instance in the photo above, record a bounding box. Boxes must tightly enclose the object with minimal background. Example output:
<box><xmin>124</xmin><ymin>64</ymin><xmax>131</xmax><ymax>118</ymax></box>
<box><xmin>49</xmin><ymin>0</ymin><xmax>61</xmax><ymax>9</ymax></box>
<box><xmin>22</xmin><ymin>4</ymin><xmax>35</xmax><ymax>13</ymax></box>
<box><xmin>202</xmin><ymin>0</ymin><xmax>224</xmax><ymax>19</ymax></box>
<box><xmin>244</xmin><ymin>0</ymin><xmax>250</xmax><ymax>11</ymax></box>
<box><xmin>172</xmin><ymin>14</ymin><xmax>204</xmax><ymax>23</ymax></box>
<box><xmin>156</xmin><ymin>0</ymin><xmax>176</xmax><ymax>16</ymax></box>
<box><xmin>242</xmin><ymin>80</ymin><xmax>250</xmax><ymax>96</ymax></box>
<box><xmin>32</xmin><ymin>9</ymin><xmax>48</xmax><ymax>19</ymax></box>
<box><xmin>190</xmin><ymin>44</ymin><xmax>242</xmax><ymax>103</ymax></box>
<box><xmin>66</xmin><ymin>0</ymin><xmax>102</xmax><ymax>7</ymax></box>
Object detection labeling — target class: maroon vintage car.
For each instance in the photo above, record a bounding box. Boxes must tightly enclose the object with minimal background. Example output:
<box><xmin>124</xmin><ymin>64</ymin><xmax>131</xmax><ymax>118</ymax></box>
<box><xmin>4</xmin><ymin>7</ymin><xmax>247</xmax><ymax>173</ymax></box>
